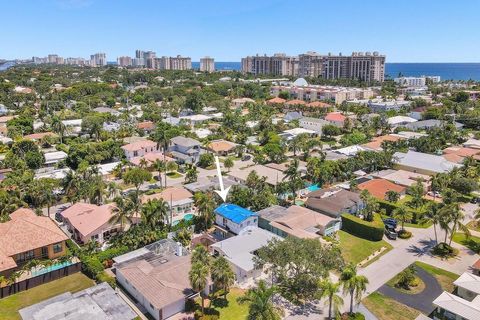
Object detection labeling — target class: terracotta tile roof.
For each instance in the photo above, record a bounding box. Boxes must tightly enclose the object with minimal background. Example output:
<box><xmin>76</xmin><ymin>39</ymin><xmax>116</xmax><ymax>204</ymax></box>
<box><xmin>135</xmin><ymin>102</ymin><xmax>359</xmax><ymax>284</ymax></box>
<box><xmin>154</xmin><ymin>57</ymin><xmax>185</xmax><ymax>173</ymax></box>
<box><xmin>267</xmin><ymin>97</ymin><xmax>286</xmax><ymax>104</ymax></box>
<box><xmin>325</xmin><ymin>112</ymin><xmax>346</xmax><ymax>122</ymax></box>
<box><xmin>130</xmin><ymin>152</ymin><xmax>175</xmax><ymax>166</ymax></box>
<box><xmin>285</xmin><ymin>99</ymin><xmax>306</xmax><ymax>106</ymax></box>
<box><xmin>61</xmin><ymin>203</ymin><xmax>116</xmax><ymax>238</ymax></box>
<box><xmin>443</xmin><ymin>146</ymin><xmax>480</xmax><ymax>158</ymax></box>
<box><xmin>142</xmin><ymin>187</ymin><xmax>193</xmax><ymax>204</ymax></box>
<box><xmin>208</xmin><ymin>140</ymin><xmax>237</xmax><ymax>153</ymax></box>
<box><xmin>0</xmin><ymin>208</ymin><xmax>68</xmax><ymax>272</ymax></box>
<box><xmin>121</xmin><ymin>139</ymin><xmax>157</xmax><ymax>152</ymax></box>
<box><xmin>23</xmin><ymin>132</ymin><xmax>57</xmax><ymax>140</ymax></box>
<box><xmin>443</xmin><ymin>153</ymin><xmax>465</xmax><ymax>164</ymax></box>
<box><xmin>306</xmin><ymin>101</ymin><xmax>331</xmax><ymax>108</ymax></box>
<box><xmin>362</xmin><ymin>135</ymin><xmax>403</xmax><ymax>151</ymax></box>
<box><xmin>136</xmin><ymin>121</ymin><xmax>156</xmax><ymax>130</ymax></box>
<box><xmin>0</xmin><ymin>116</ymin><xmax>15</xmax><ymax>123</ymax></box>
<box><xmin>358</xmin><ymin>179</ymin><xmax>406</xmax><ymax>200</ymax></box>
<box><xmin>473</xmin><ymin>259</ymin><xmax>480</xmax><ymax>270</ymax></box>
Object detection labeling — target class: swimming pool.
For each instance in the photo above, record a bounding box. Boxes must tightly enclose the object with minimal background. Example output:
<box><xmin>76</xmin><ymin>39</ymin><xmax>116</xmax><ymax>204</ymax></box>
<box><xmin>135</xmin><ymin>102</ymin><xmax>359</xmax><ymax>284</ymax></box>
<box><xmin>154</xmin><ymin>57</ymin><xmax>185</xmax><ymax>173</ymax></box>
<box><xmin>31</xmin><ymin>260</ymin><xmax>75</xmax><ymax>277</ymax></box>
<box><xmin>307</xmin><ymin>184</ymin><xmax>320</xmax><ymax>192</ymax></box>
<box><xmin>184</xmin><ymin>214</ymin><xmax>194</xmax><ymax>221</ymax></box>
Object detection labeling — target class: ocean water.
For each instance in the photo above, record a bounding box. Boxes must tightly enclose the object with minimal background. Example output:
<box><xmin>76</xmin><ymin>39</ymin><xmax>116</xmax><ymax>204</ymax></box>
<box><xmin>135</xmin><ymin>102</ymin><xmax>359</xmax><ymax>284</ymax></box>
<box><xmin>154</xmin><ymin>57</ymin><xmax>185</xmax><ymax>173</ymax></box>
<box><xmin>386</xmin><ymin>63</ymin><xmax>480</xmax><ymax>81</ymax></box>
<box><xmin>193</xmin><ymin>62</ymin><xmax>480</xmax><ymax>81</ymax></box>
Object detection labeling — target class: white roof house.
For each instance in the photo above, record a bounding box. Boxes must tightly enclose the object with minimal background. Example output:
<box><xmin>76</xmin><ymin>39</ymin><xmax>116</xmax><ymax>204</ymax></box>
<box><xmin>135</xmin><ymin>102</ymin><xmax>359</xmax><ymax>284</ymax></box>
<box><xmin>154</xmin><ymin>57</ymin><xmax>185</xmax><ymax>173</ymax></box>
<box><xmin>387</xmin><ymin>116</ymin><xmax>418</xmax><ymax>126</ymax></box>
<box><xmin>44</xmin><ymin>151</ymin><xmax>68</xmax><ymax>165</ymax></box>
<box><xmin>210</xmin><ymin>227</ymin><xmax>280</xmax><ymax>283</ymax></box>
<box><xmin>393</xmin><ymin>150</ymin><xmax>461</xmax><ymax>175</ymax></box>
<box><xmin>335</xmin><ymin>145</ymin><xmax>367</xmax><ymax>156</ymax></box>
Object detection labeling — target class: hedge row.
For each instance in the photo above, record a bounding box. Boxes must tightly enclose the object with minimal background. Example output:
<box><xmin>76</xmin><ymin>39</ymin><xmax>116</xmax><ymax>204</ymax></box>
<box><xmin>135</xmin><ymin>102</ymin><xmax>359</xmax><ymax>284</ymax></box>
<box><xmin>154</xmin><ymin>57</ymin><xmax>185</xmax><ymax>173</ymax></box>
<box><xmin>341</xmin><ymin>213</ymin><xmax>385</xmax><ymax>241</ymax></box>
<box><xmin>377</xmin><ymin>199</ymin><xmax>423</xmax><ymax>224</ymax></box>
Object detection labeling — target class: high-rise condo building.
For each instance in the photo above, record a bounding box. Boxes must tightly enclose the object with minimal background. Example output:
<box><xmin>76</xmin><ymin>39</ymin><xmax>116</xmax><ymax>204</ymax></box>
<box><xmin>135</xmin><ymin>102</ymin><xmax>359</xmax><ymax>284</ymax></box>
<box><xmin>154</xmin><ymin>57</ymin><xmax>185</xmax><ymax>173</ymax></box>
<box><xmin>200</xmin><ymin>56</ymin><xmax>215</xmax><ymax>72</ymax></box>
<box><xmin>241</xmin><ymin>51</ymin><xmax>386</xmax><ymax>82</ymax></box>
<box><xmin>157</xmin><ymin>55</ymin><xmax>192</xmax><ymax>70</ymax></box>
<box><xmin>144</xmin><ymin>51</ymin><xmax>156</xmax><ymax>69</ymax></box>
<box><xmin>117</xmin><ymin>56</ymin><xmax>133</xmax><ymax>67</ymax></box>
<box><xmin>90</xmin><ymin>53</ymin><xmax>107</xmax><ymax>67</ymax></box>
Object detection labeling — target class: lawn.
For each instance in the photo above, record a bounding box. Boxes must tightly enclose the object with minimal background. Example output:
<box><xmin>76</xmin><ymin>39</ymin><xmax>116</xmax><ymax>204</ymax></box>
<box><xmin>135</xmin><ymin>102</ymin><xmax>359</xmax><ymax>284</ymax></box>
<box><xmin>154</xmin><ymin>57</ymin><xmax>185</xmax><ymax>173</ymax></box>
<box><xmin>363</xmin><ymin>292</ymin><xmax>420</xmax><ymax>320</ymax></box>
<box><xmin>452</xmin><ymin>232</ymin><xmax>480</xmax><ymax>253</ymax></box>
<box><xmin>166</xmin><ymin>171</ymin><xmax>182</xmax><ymax>179</ymax></box>
<box><xmin>337</xmin><ymin>230</ymin><xmax>393</xmax><ymax>265</ymax></box>
<box><xmin>414</xmin><ymin>261</ymin><xmax>459</xmax><ymax>292</ymax></box>
<box><xmin>0</xmin><ymin>273</ymin><xmax>95</xmax><ymax>320</ymax></box>
<box><xmin>195</xmin><ymin>288</ymin><xmax>249</xmax><ymax>320</ymax></box>
<box><xmin>467</xmin><ymin>221</ymin><xmax>480</xmax><ymax>232</ymax></box>
<box><xmin>209</xmin><ymin>288</ymin><xmax>249</xmax><ymax>320</ymax></box>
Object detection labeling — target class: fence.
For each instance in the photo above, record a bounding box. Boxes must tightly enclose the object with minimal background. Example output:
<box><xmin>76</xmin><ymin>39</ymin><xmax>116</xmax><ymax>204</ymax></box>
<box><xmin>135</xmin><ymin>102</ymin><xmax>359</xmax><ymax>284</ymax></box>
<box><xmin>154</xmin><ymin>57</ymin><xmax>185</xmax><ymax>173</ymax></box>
<box><xmin>0</xmin><ymin>262</ymin><xmax>82</xmax><ymax>299</ymax></box>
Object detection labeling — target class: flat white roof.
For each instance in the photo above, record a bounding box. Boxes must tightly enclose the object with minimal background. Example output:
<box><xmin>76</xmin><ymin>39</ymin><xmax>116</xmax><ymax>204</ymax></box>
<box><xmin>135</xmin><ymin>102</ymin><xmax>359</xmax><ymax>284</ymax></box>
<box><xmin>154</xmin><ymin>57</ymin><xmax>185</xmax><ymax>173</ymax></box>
<box><xmin>454</xmin><ymin>272</ymin><xmax>480</xmax><ymax>295</ymax></box>
<box><xmin>210</xmin><ymin>228</ymin><xmax>280</xmax><ymax>272</ymax></box>
<box><xmin>433</xmin><ymin>291</ymin><xmax>480</xmax><ymax>320</ymax></box>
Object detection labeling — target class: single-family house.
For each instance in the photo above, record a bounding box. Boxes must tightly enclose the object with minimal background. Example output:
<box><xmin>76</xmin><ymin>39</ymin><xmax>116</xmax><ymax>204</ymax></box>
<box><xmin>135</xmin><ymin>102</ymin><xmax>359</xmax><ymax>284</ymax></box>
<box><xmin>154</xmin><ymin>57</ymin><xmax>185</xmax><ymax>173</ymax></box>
<box><xmin>358</xmin><ymin>178</ymin><xmax>406</xmax><ymax>200</ymax></box>
<box><xmin>214</xmin><ymin>204</ymin><xmax>258</xmax><ymax>238</ymax></box>
<box><xmin>325</xmin><ymin>112</ymin><xmax>346</xmax><ymax>128</ymax></box>
<box><xmin>361</xmin><ymin>135</ymin><xmax>404</xmax><ymax>151</ymax></box>
<box><xmin>257</xmin><ymin>205</ymin><xmax>341</xmax><ymax>238</ymax></box>
<box><xmin>136</xmin><ymin>121</ymin><xmax>156</xmax><ymax>133</ymax></box>
<box><xmin>372</xmin><ymin>169</ymin><xmax>430</xmax><ymax>188</ymax></box>
<box><xmin>142</xmin><ymin>187</ymin><xmax>195</xmax><ymax>224</ymax></box>
<box><xmin>299</xmin><ymin>117</ymin><xmax>330</xmax><ymax>134</ymax></box>
<box><xmin>61</xmin><ymin>203</ymin><xmax>139</xmax><ymax>244</ymax></box>
<box><xmin>129</xmin><ymin>152</ymin><xmax>175</xmax><ymax>167</ymax></box>
<box><xmin>432</xmin><ymin>272</ymin><xmax>480</xmax><ymax>320</ymax></box>
<box><xmin>305</xmin><ymin>188</ymin><xmax>364</xmax><ymax>218</ymax></box>
<box><xmin>24</xmin><ymin>132</ymin><xmax>57</xmax><ymax>142</ymax></box>
<box><xmin>232</xmin><ymin>97</ymin><xmax>255</xmax><ymax>108</ymax></box>
<box><xmin>168</xmin><ymin>136</ymin><xmax>202</xmax><ymax>164</ymax></box>
<box><xmin>406</xmin><ymin>119</ymin><xmax>464</xmax><ymax>131</ymax></box>
<box><xmin>207</xmin><ymin>139</ymin><xmax>237</xmax><ymax>156</ymax></box>
<box><xmin>210</xmin><ymin>227</ymin><xmax>280</xmax><ymax>283</ymax></box>
<box><xmin>0</xmin><ymin>208</ymin><xmax>68</xmax><ymax>277</ymax></box>
<box><xmin>43</xmin><ymin>151</ymin><xmax>68</xmax><ymax>166</ymax></box>
<box><xmin>115</xmin><ymin>240</ymin><xmax>208</xmax><ymax>320</ymax></box>
<box><xmin>228</xmin><ymin>164</ymin><xmax>286</xmax><ymax>187</ymax></box>
<box><xmin>393</xmin><ymin>150</ymin><xmax>462</xmax><ymax>175</ymax></box>
<box><xmin>121</xmin><ymin>139</ymin><xmax>159</xmax><ymax>160</ymax></box>
<box><xmin>387</xmin><ymin>116</ymin><xmax>417</xmax><ymax>127</ymax></box>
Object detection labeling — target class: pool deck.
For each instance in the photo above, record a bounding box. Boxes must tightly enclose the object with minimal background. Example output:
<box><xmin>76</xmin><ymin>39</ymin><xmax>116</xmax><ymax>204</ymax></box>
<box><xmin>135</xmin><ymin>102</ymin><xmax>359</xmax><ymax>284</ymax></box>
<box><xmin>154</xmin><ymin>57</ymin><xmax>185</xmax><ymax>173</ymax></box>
<box><xmin>16</xmin><ymin>257</ymin><xmax>81</xmax><ymax>282</ymax></box>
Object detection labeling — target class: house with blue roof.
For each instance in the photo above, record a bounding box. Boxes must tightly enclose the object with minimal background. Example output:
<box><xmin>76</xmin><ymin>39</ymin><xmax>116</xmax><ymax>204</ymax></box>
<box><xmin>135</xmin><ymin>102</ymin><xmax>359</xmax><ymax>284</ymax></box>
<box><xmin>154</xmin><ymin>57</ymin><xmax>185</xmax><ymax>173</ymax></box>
<box><xmin>214</xmin><ymin>204</ymin><xmax>258</xmax><ymax>238</ymax></box>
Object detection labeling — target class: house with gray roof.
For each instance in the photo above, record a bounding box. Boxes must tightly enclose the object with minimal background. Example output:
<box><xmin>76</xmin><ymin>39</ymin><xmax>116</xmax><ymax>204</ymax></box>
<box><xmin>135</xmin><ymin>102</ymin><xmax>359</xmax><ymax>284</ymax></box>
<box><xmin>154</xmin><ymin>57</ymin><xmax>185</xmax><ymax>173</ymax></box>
<box><xmin>168</xmin><ymin>136</ymin><xmax>202</xmax><ymax>164</ymax></box>
<box><xmin>406</xmin><ymin>119</ymin><xmax>464</xmax><ymax>131</ymax></box>
<box><xmin>393</xmin><ymin>150</ymin><xmax>462</xmax><ymax>175</ymax></box>
<box><xmin>305</xmin><ymin>188</ymin><xmax>364</xmax><ymax>218</ymax></box>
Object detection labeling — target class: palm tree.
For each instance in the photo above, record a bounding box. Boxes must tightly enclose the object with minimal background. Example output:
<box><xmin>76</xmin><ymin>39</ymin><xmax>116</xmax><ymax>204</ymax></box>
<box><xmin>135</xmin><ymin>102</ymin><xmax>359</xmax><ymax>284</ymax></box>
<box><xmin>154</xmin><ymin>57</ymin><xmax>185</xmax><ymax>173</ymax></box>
<box><xmin>110</xmin><ymin>196</ymin><xmax>135</xmax><ymax>233</ymax></box>
<box><xmin>237</xmin><ymin>280</ymin><xmax>283</xmax><ymax>320</ymax></box>
<box><xmin>189</xmin><ymin>262</ymin><xmax>210</xmax><ymax>315</ymax></box>
<box><xmin>152</xmin><ymin>159</ymin><xmax>165</xmax><ymax>187</ymax></box>
<box><xmin>224</xmin><ymin>157</ymin><xmax>234</xmax><ymax>172</ymax></box>
<box><xmin>211</xmin><ymin>256</ymin><xmax>235</xmax><ymax>298</ymax></box>
<box><xmin>191</xmin><ymin>245</ymin><xmax>211</xmax><ymax>266</ymax></box>
<box><xmin>319</xmin><ymin>279</ymin><xmax>344</xmax><ymax>320</ymax></box>
<box><xmin>340</xmin><ymin>264</ymin><xmax>369</xmax><ymax>314</ymax></box>
<box><xmin>283</xmin><ymin>158</ymin><xmax>303</xmax><ymax>199</ymax></box>
<box><xmin>439</xmin><ymin>203</ymin><xmax>470</xmax><ymax>246</ymax></box>
<box><xmin>141</xmin><ymin>199</ymin><xmax>170</xmax><ymax>228</ymax></box>
<box><xmin>184</xmin><ymin>164</ymin><xmax>198</xmax><ymax>183</ymax></box>
<box><xmin>393</xmin><ymin>205</ymin><xmax>413</xmax><ymax>232</ymax></box>
<box><xmin>421</xmin><ymin>202</ymin><xmax>441</xmax><ymax>244</ymax></box>
<box><xmin>107</xmin><ymin>182</ymin><xmax>119</xmax><ymax>200</ymax></box>
<box><xmin>194</xmin><ymin>192</ymin><xmax>216</xmax><ymax>231</ymax></box>
<box><xmin>51</xmin><ymin>116</ymin><xmax>66</xmax><ymax>144</ymax></box>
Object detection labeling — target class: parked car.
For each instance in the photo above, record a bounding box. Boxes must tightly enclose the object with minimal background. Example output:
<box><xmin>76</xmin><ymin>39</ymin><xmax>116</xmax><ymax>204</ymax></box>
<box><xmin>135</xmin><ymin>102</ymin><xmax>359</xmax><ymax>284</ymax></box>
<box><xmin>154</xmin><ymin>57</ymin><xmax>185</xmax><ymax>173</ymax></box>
<box><xmin>241</xmin><ymin>155</ymin><xmax>251</xmax><ymax>161</ymax></box>
<box><xmin>383</xmin><ymin>218</ymin><xmax>397</xmax><ymax>229</ymax></box>
<box><xmin>385</xmin><ymin>226</ymin><xmax>398</xmax><ymax>240</ymax></box>
<box><xmin>427</xmin><ymin>191</ymin><xmax>441</xmax><ymax>198</ymax></box>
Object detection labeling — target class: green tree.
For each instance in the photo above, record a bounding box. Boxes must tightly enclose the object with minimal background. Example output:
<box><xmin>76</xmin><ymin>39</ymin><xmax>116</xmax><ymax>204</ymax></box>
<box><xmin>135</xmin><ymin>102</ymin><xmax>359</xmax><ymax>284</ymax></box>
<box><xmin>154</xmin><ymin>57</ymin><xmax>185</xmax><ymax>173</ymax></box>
<box><xmin>189</xmin><ymin>262</ymin><xmax>209</xmax><ymax>315</ymax></box>
<box><xmin>237</xmin><ymin>280</ymin><xmax>283</xmax><ymax>320</ymax></box>
<box><xmin>340</xmin><ymin>264</ymin><xmax>369</xmax><ymax>314</ymax></box>
<box><xmin>319</xmin><ymin>279</ymin><xmax>344</xmax><ymax>320</ymax></box>
<box><xmin>393</xmin><ymin>205</ymin><xmax>413</xmax><ymax>231</ymax></box>
<box><xmin>194</xmin><ymin>192</ymin><xmax>216</xmax><ymax>230</ymax></box>
<box><xmin>211</xmin><ymin>256</ymin><xmax>235</xmax><ymax>298</ymax></box>
<box><xmin>184</xmin><ymin>164</ymin><xmax>198</xmax><ymax>183</ymax></box>
<box><xmin>110</xmin><ymin>196</ymin><xmax>135</xmax><ymax>233</ymax></box>
<box><xmin>224</xmin><ymin>157</ymin><xmax>234</xmax><ymax>172</ymax></box>
<box><xmin>51</xmin><ymin>116</ymin><xmax>67</xmax><ymax>144</ymax></box>
<box><xmin>123</xmin><ymin>167</ymin><xmax>152</xmax><ymax>199</ymax></box>
<box><xmin>141</xmin><ymin>198</ymin><xmax>169</xmax><ymax>228</ymax></box>
<box><xmin>386</xmin><ymin>190</ymin><xmax>400</xmax><ymax>203</ymax></box>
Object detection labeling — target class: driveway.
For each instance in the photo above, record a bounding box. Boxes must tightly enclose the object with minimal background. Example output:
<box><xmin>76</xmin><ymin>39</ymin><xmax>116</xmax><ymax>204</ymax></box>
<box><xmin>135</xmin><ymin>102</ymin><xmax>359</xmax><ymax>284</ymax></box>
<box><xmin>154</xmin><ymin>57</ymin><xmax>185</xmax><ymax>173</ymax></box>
<box><xmin>377</xmin><ymin>265</ymin><xmax>443</xmax><ymax>314</ymax></box>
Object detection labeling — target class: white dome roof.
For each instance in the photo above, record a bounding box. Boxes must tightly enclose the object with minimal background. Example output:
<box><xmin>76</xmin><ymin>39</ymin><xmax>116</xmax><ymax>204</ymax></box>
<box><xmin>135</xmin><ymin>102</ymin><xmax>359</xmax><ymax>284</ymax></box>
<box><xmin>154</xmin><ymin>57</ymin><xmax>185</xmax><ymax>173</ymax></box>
<box><xmin>293</xmin><ymin>78</ymin><xmax>308</xmax><ymax>87</ymax></box>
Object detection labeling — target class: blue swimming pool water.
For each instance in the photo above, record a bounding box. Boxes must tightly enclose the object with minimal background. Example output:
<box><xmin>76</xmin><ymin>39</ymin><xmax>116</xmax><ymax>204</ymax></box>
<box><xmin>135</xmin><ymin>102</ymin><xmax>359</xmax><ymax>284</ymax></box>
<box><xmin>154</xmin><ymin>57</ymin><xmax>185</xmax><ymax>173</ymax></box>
<box><xmin>31</xmin><ymin>260</ymin><xmax>75</xmax><ymax>277</ymax></box>
<box><xmin>307</xmin><ymin>184</ymin><xmax>320</xmax><ymax>192</ymax></box>
<box><xmin>184</xmin><ymin>214</ymin><xmax>194</xmax><ymax>221</ymax></box>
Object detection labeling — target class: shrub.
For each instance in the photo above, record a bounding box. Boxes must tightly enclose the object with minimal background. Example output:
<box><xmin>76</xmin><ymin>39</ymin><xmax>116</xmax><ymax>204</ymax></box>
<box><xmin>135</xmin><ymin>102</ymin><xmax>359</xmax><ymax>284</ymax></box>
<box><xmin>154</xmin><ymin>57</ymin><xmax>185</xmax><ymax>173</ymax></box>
<box><xmin>432</xmin><ymin>242</ymin><xmax>458</xmax><ymax>258</ymax></box>
<box><xmin>96</xmin><ymin>246</ymin><xmax>129</xmax><ymax>263</ymax></box>
<box><xmin>82</xmin><ymin>256</ymin><xmax>104</xmax><ymax>278</ymax></box>
<box><xmin>341</xmin><ymin>213</ymin><xmax>384</xmax><ymax>241</ymax></box>
<box><xmin>96</xmin><ymin>271</ymin><xmax>116</xmax><ymax>288</ymax></box>
<box><xmin>341</xmin><ymin>312</ymin><xmax>366</xmax><ymax>320</ymax></box>
<box><xmin>398</xmin><ymin>230</ymin><xmax>412</xmax><ymax>239</ymax></box>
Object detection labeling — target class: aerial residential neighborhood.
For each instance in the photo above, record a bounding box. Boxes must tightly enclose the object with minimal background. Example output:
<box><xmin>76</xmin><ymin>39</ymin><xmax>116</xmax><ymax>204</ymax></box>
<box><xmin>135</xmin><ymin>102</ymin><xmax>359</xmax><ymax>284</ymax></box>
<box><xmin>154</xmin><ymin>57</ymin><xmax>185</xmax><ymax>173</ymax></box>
<box><xmin>2</xmin><ymin>1</ymin><xmax>480</xmax><ymax>320</ymax></box>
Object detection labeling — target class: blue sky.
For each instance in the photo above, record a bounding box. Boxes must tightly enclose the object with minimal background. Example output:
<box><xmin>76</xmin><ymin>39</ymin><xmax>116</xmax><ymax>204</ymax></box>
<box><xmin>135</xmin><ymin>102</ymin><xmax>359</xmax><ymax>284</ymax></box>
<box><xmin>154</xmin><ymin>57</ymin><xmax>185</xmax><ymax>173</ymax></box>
<box><xmin>2</xmin><ymin>0</ymin><xmax>480</xmax><ymax>62</ymax></box>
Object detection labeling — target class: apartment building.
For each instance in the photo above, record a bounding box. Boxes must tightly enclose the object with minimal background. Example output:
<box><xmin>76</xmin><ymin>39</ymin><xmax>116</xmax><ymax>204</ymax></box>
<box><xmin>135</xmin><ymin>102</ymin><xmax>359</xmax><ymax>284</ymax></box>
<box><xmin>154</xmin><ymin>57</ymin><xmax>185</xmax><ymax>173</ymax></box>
<box><xmin>156</xmin><ymin>55</ymin><xmax>192</xmax><ymax>70</ymax></box>
<box><xmin>200</xmin><ymin>56</ymin><xmax>215</xmax><ymax>72</ymax></box>
<box><xmin>242</xmin><ymin>51</ymin><xmax>386</xmax><ymax>82</ymax></box>
<box><xmin>117</xmin><ymin>56</ymin><xmax>132</xmax><ymax>67</ymax></box>
<box><xmin>90</xmin><ymin>53</ymin><xmax>107</xmax><ymax>67</ymax></box>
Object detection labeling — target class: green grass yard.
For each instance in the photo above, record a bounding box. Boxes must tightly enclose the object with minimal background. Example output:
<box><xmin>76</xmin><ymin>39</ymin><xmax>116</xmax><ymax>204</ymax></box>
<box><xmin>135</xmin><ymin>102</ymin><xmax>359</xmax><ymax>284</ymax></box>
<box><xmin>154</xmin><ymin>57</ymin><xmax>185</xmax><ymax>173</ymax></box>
<box><xmin>196</xmin><ymin>288</ymin><xmax>249</xmax><ymax>320</ymax></box>
<box><xmin>363</xmin><ymin>292</ymin><xmax>420</xmax><ymax>320</ymax></box>
<box><xmin>338</xmin><ymin>230</ymin><xmax>393</xmax><ymax>265</ymax></box>
<box><xmin>0</xmin><ymin>273</ymin><xmax>95</xmax><ymax>320</ymax></box>
<box><xmin>414</xmin><ymin>261</ymin><xmax>459</xmax><ymax>292</ymax></box>
<box><xmin>452</xmin><ymin>233</ymin><xmax>480</xmax><ymax>253</ymax></box>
